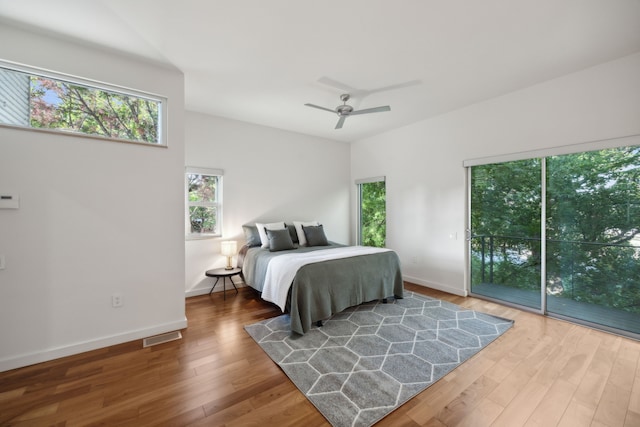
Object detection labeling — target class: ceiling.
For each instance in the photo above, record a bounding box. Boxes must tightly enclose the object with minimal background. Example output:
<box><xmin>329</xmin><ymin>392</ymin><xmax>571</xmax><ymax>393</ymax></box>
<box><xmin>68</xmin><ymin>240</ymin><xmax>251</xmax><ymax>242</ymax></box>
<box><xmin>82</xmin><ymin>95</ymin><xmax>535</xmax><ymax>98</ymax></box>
<box><xmin>1</xmin><ymin>0</ymin><xmax>639</xmax><ymax>143</ymax></box>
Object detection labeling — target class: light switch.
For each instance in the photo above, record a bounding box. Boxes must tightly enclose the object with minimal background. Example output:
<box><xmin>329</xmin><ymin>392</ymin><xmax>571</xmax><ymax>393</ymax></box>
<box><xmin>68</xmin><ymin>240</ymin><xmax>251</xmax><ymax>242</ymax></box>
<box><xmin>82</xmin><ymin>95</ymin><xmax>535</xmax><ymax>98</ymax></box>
<box><xmin>0</xmin><ymin>194</ymin><xmax>19</xmax><ymax>209</ymax></box>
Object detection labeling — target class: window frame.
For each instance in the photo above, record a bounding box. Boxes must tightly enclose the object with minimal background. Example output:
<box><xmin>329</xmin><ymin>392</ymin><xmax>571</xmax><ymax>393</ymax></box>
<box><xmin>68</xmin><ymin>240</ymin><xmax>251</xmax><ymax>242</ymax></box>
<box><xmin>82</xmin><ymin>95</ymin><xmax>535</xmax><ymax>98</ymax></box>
<box><xmin>185</xmin><ymin>167</ymin><xmax>223</xmax><ymax>240</ymax></box>
<box><xmin>0</xmin><ymin>59</ymin><xmax>167</xmax><ymax>147</ymax></box>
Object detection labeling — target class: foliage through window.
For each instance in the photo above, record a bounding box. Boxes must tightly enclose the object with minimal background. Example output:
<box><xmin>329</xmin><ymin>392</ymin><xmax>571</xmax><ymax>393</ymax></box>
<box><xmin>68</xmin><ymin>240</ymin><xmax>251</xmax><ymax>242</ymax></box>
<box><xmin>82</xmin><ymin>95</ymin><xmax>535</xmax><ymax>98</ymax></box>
<box><xmin>469</xmin><ymin>144</ymin><xmax>640</xmax><ymax>336</ymax></box>
<box><xmin>357</xmin><ymin>178</ymin><xmax>386</xmax><ymax>247</ymax></box>
<box><xmin>186</xmin><ymin>168</ymin><xmax>222</xmax><ymax>238</ymax></box>
<box><xmin>0</xmin><ymin>63</ymin><xmax>164</xmax><ymax>145</ymax></box>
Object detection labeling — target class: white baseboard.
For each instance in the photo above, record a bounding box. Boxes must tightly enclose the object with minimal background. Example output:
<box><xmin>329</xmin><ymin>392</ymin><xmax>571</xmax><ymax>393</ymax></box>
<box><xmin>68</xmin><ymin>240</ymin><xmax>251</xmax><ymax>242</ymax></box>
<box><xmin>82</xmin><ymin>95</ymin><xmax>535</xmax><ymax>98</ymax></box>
<box><xmin>186</xmin><ymin>280</ymin><xmax>246</xmax><ymax>298</ymax></box>
<box><xmin>0</xmin><ymin>318</ymin><xmax>188</xmax><ymax>373</ymax></box>
<box><xmin>403</xmin><ymin>275</ymin><xmax>468</xmax><ymax>297</ymax></box>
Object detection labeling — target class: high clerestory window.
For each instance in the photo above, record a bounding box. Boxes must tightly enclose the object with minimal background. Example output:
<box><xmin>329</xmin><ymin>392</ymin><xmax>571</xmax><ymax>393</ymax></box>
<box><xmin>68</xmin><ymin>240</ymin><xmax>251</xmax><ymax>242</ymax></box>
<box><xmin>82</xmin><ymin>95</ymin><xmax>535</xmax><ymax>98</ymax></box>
<box><xmin>0</xmin><ymin>61</ymin><xmax>166</xmax><ymax>146</ymax></box>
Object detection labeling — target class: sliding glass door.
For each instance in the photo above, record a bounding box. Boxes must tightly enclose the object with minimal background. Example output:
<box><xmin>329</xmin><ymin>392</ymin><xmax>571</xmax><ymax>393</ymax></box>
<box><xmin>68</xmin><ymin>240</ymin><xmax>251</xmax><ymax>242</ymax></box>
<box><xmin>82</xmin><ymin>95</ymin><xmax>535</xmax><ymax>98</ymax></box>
<box><xmin>546</xmin><ymin>147</ymin><xmax>640</xmax><ymax>335</ymax></box>
<box><xmin>469</xmin><ymin>159</ymin><xmax>542</xmax><ymax>310</ymax></box>
<box><xmin>469</xmin><ymin>144</ymin><xmax>640</xmax><ymax>337</ymax></box>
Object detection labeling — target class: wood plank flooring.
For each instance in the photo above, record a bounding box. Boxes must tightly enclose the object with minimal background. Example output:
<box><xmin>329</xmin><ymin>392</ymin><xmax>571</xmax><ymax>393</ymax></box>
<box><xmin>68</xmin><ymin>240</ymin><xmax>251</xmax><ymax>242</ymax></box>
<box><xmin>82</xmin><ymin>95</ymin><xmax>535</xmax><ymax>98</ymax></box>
<box><xmin>1</xmin><ymin>283</ymin><xmax>638</xmax><ymax>426</ymax></box>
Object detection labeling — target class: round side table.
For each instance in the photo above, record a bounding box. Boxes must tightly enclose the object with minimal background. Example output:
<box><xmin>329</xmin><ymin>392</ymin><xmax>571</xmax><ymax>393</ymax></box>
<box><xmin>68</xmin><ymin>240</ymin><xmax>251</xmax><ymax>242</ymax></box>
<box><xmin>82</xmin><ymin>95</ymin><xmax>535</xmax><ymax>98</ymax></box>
<box><xmin>205</xmin><ymin>267</ymin><xmax>241</xmax><ymax>299</ymax></box>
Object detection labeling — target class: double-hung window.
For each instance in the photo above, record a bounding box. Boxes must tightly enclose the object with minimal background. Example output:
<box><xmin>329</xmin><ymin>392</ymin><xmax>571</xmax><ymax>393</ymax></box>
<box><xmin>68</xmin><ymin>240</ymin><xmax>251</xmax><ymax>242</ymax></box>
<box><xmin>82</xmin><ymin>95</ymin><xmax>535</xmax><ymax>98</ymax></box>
<box><xmin>0</xmin><ymin>60</ymin><xmax>166</xmax><ymax>146</ymax></box>
<box><xmin>186</xmin><ymin>167</ymin><xmax>223</xmax><ymax>238</ymax></box>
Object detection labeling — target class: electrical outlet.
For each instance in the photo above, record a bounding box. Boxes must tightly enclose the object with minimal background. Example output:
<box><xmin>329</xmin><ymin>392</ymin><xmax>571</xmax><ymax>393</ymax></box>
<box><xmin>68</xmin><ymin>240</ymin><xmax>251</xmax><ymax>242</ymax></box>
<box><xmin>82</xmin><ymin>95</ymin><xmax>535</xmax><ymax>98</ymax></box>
<box><xmin>112</xmin><ymin>293</ymin><xmax>123</xmax><ymax>308</ymax></box>
<box><xmin>0</xmin><ymin>255</ymin><xmax>5</xmax><ymax>270</ymax></box>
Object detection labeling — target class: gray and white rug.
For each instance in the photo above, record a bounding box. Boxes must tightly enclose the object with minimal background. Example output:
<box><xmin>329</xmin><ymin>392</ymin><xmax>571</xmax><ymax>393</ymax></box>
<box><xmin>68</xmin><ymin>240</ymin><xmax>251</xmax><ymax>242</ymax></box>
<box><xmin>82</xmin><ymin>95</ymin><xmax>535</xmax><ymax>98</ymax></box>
<box><xmin>245</xmin><ymin>291</ymin><xmax>513</xmax><ymax>427</ymax></box>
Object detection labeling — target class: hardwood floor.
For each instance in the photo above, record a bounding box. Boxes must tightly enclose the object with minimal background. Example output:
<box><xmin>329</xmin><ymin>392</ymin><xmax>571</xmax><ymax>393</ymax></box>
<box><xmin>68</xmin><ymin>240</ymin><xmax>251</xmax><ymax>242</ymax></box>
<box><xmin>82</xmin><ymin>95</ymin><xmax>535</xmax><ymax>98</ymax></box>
<box><xmin>1</xmin><ymin>283</ymin><xmax>639</xmax><ymax>426</ymax></box>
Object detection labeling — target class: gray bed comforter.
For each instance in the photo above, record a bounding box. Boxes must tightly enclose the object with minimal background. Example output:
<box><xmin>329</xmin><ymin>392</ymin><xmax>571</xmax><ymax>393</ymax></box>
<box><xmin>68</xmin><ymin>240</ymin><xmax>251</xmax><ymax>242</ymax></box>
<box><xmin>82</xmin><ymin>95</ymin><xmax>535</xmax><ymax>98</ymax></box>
<box><xmin>241</xmin><ymin>243</ymin><xmax>404</xmax><ymax>334</ymax></box>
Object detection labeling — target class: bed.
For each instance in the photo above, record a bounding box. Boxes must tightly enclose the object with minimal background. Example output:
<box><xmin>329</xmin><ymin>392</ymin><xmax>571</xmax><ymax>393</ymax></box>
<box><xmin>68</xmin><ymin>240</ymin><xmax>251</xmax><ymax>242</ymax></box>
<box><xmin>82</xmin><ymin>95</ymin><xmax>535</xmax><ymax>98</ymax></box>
<box><xmin>239</xmin><ymin>222</ymin><xmax>404</xmax><ymax>335</ymax></box>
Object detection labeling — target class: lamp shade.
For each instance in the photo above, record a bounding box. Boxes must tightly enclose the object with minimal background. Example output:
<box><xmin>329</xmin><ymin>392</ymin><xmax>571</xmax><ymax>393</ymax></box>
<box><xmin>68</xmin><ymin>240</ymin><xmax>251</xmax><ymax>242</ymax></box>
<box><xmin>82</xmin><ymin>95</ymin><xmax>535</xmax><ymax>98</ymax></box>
<box><xmin>220</xmin><ymin>241</ymin><xmax>237</xmax><ymax>257</ymax></box>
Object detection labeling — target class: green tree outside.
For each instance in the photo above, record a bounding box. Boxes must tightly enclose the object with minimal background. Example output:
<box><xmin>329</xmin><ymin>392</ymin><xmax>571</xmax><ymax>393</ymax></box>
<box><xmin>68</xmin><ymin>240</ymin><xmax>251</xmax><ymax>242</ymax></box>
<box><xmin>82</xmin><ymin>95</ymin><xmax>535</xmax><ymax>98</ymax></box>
<box><xmin>188</xmin><ymin>174</ymin><xmax>218</xmax><ymax>234</ymax></box>
<box><xmin>29</xmin><ymin>76</ymin><xmax>159</xmax><ymax>144</ymax></box>
<box><xmin>470</xmin><ymin>146</ymin><xmax>640</xmax><ymax>314</ymax></box>
<box><xmin>360</xmin><ymin>181</ymin><xmax>386</xmax><ymax>247</ymax></box>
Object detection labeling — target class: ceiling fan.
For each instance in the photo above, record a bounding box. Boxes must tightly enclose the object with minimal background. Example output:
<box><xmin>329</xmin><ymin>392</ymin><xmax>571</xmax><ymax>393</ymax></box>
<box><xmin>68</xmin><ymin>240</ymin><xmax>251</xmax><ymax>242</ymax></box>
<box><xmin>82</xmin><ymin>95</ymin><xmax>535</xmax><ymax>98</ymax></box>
<box><xmin>304</xmin><ymin>94</ymin><xmax>390</xmax><ymax>129</ymax></box>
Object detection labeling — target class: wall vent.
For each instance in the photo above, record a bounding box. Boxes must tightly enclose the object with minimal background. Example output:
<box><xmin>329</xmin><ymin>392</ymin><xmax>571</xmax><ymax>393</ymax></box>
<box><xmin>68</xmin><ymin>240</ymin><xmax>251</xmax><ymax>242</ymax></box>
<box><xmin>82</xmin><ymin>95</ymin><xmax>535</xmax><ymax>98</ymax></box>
<box><xmin>143</xmin><ymin>331</ymin><xmax>182</xmax><ymax>348</ymax></box>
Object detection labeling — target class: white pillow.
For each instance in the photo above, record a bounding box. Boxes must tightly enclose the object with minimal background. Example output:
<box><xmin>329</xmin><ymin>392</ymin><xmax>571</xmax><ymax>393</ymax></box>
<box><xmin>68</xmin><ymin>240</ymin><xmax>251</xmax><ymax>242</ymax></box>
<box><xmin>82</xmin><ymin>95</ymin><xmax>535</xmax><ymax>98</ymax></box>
<box><xmin>293</xmin><ymin>220</ymin><xmax>319</xmax><ymax>246</ymax></box>
<box><xmin>256</xmin><ymin>221</ymin><xmax>286</xmax><ymax>248</ymax></box>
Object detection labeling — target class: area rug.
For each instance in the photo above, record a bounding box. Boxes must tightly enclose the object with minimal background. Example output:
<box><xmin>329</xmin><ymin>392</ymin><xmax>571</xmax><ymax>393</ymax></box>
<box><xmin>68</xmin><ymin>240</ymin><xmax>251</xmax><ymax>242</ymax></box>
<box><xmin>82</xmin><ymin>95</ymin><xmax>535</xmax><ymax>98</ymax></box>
<box><xmin>244</xmin><ymin>291</ymin><xmax>513</xmax><ymax>427</ymax></box>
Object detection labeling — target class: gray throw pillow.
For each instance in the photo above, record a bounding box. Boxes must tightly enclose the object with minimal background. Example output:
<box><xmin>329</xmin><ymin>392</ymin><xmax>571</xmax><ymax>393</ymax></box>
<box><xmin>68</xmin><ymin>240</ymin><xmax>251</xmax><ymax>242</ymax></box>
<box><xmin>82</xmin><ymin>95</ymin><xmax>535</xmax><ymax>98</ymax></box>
<box><xmin>266</xmin><ymin>228</ymin><xmax>295</xmax><ymax>252</ymax></box>
<box><xmin>286</xmin><ymin>223</ymin><xmax>299</xmax><ymax>243</ymax></box>
<box><xmin>242</xmin><ymin>224</ymin><xmax>262</xmax><ymax>247</ymax></box>
<box><xmin>303</xmin><ymin>224</ymin><xmax>329</xmax><ymax>246</ymax></box>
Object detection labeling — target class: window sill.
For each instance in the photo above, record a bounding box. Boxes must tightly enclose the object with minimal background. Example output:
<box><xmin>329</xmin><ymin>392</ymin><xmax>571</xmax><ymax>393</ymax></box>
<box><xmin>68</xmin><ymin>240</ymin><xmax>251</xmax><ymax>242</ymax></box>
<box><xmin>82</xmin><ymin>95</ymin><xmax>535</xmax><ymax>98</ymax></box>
<box><xmin>185</xmin><ymin>234</ymin><xmax>221</xmax><ymax>241</ymax></box>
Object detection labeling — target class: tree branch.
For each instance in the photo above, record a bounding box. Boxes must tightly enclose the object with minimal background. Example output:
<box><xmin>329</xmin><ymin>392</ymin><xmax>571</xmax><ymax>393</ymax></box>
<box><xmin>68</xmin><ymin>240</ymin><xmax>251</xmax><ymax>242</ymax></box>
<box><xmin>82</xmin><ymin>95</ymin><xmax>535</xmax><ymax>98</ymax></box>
<box><xmin>70</xmin><ymin>86</ymin><xmax>111</xmax><ymax>136</ymax></box>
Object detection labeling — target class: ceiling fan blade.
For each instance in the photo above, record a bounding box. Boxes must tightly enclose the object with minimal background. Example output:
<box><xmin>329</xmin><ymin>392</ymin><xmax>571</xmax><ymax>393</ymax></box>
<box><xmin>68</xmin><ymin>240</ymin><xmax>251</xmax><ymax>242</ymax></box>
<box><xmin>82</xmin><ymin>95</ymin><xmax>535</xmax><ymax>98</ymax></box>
<box><xmin>317</xmin><ymin>77</ymin><xmax>368</xmax><ymax>98</ymax></box>
<box><xmin>317</xmin><ymin>76</ymin><xmax>357</xmax><ymax>93</ymax></box>
<box><xmin>335</xmin><ymin>116</ymin><xmax>346</xmax><ymax>129</ymax></box>
<box><xmin>367</xmin><ymin>80</ymin><xmax>422</xmax><ymax>95</ymax></box>
<box><xmin>319</xmin><ymin>77</ymin><xmax>422</xmax><ymax>98</ymax></box>
<box><xmin>350</xmin><ymin>105</ymin><xmax>391</xmax><ymax>116</ymax></box>
<box><xmin>305</xmin><ymin>103</ymin><xmax>336</xmax><ymax>114</ymax></box>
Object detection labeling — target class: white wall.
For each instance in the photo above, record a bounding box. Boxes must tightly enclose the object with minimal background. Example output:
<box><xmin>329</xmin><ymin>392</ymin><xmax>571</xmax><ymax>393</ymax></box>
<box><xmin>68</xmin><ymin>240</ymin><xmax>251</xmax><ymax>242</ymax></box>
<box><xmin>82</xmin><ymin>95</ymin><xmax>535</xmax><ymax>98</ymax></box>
<box><xmin>351</xmin><ymin>52</ymin><xmax>640</xmax><ymax>296</ymax></box>
<box><xmin>185</xmin><ymin>113</ymin><xmax>350</xmax><ymax>295</ymax></box>
<box><xmin>0</xmin><ymin>25</ymin><xmax>186</xmax><ymax>371</ymax></box>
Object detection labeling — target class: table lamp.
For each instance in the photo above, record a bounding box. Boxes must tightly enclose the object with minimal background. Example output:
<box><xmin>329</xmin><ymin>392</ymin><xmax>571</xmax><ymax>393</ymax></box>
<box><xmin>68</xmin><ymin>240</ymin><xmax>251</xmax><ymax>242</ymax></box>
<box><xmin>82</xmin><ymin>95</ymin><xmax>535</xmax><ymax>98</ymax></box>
<box><xmin>220</xmin><ymin>241</ymin><xmax>237</xmax><ymax>270</ymax></box>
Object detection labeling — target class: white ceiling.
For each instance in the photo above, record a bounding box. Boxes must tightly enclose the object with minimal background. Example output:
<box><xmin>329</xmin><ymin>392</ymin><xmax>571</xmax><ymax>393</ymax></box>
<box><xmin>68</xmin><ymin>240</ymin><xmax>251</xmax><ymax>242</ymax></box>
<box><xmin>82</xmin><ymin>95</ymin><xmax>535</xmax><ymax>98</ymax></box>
<box><xmin>1</xmin><ymin>0</ymin><xmax>639</xmax><ymax>143</ymax></box>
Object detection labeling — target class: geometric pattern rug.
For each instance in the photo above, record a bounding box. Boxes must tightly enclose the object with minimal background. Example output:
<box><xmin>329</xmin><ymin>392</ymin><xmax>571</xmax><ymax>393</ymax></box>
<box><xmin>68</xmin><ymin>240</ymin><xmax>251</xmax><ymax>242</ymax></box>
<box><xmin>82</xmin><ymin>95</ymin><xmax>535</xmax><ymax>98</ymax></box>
<box><xmin>244</xmin><ymin>291</ymin><xmax>514</xmax><ymax>427</ymax></box>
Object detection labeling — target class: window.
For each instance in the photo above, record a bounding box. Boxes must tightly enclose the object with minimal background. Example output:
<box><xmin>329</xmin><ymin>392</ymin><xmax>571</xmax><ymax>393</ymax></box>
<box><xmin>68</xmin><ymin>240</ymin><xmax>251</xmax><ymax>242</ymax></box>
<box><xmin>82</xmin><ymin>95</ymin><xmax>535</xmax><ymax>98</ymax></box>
<box><xmin>467</xmin><ymin>142</ymin><xmax>640</xmax><ymax>338</ymax></box>
<box><xmin>186</xmin><ymin>167</ymin><xmax>223</xmax><ymax>238</ymax></box>
<box><xmin>0</xmin><ymin>61</ymin><xmax>165</xmax><ymax>146</ymax></box>
<box><xmin>356</xmin><ymin>176</ymin><xmax>386</xmax><ymax>247</ymax></box>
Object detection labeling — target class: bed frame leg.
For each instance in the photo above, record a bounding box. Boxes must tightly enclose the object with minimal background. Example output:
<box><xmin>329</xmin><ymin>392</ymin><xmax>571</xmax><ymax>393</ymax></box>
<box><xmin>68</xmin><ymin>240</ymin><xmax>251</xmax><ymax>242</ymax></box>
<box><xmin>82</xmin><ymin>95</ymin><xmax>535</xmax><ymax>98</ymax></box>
<box><xmin>316</xmin><ymin>320</ymin><xmax>323</xmax><ymax>327</ymax></box>
<box><xmin>382</xmin><ymin>298</ymin><xmax>388</xmax><ymax>304</ymax></box>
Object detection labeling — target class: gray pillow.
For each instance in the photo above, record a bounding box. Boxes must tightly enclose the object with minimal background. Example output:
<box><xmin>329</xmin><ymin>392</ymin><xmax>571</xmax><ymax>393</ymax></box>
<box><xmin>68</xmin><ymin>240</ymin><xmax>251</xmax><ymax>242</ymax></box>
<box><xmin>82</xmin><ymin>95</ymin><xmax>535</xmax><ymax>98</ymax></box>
<box><xmin>286</xmin><ymin>223</ymin><xmax>299</xmax><ymax>243</ymax></box>
<box><xmin>266</xmin><ymin>228</ymin><xmax>295</xmax><ymax>252</ymax></box>
<box><xmin>303</xmin><ymin>224</ymin><xmax>329</xmax><ymax>246</ymax></box>
<box><xmin>242</xmin><ymin>224</ymin><xmax>262</xmax><ymax>247</ymax></box>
